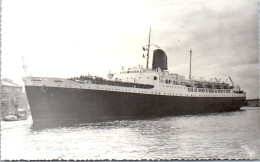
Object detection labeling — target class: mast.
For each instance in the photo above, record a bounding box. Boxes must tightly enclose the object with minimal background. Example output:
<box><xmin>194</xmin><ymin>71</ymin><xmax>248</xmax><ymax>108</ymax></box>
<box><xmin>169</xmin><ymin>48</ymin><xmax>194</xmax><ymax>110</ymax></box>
<box><xmin>146</xmin><ymin>27</ymin><xmax>151</xmax><ymax>69</ymax></box>
<box><xmin>22</xmin><ymin>56</ymin><xmax>28</xmax><ymax>76</ymax></box>
<box><xmin>189</xmin><ymin>48</ymin><xmax>192</xmax><ymax>79</ymax></box>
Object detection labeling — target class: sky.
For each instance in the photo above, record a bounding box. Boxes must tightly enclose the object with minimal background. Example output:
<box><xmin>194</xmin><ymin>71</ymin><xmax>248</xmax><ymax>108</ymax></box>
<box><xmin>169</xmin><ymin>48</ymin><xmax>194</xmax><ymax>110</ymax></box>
<box><xmin>1</xmin><ymin>0</ymin><xmax>259</xmax><ymax>99</ymax></box>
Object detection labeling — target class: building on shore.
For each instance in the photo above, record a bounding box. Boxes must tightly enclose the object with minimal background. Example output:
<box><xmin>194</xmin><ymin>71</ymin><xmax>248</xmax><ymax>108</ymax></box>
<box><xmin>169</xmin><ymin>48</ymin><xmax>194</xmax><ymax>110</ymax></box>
<box><xmin>245</xmin><ymin>99</ymin><xmax>260</xmax><ymax>107</ymax></box>
<box><xmin>1</xmin><ymin>78</ymin><xmax>29</xmax><ymax>117</ymax></box>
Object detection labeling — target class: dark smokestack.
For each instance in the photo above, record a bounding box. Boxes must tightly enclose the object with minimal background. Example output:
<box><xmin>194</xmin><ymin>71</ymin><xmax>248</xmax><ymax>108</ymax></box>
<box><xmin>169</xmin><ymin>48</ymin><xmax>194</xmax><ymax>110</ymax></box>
<box><xmin>152</xmin><ymin>49</ymin><xmax>168</xmax><ymax>71</ymax></box>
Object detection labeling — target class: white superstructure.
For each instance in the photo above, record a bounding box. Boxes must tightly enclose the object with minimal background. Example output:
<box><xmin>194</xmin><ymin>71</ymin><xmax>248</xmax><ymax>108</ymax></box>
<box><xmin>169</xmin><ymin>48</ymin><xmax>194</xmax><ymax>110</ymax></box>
<box><xmin>23</xmin><ymin>65</ymin><xmax>246</xmax><ymax>99</ymax></box>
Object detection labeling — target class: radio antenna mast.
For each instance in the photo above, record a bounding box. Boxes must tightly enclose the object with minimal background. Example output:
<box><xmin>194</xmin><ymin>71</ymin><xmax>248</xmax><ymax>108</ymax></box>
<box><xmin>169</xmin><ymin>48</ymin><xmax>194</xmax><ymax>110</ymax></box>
<box><xmin>189</xmin><ymin>48</ymin><xmax>192</xmax><ymax>79</ymax></box>
<box><xmin>146</xmin><ymin>27</ymin><xmax>151</xmax><ymax>69</ymax></box>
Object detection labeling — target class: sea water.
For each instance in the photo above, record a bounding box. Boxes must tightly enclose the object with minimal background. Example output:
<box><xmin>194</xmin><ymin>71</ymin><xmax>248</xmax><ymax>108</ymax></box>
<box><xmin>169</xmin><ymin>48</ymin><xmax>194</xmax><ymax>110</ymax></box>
<box><xmin>1</xmin><ymin>107</ymin><xmax>260</xmax><ymax>160</ymax></box>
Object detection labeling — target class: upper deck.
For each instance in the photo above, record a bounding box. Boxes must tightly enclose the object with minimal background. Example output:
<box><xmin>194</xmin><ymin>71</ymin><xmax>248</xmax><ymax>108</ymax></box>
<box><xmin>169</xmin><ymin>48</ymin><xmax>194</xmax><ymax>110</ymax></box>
<box><xmin>23</xmin><ymin>71</ymin><xmax>246</xmax><ymax>99</ymax></box>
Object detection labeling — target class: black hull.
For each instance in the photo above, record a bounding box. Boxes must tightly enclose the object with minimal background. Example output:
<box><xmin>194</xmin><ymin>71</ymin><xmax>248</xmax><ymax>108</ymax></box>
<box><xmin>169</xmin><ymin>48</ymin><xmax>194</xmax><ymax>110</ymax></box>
<box><xmin>25</xmin><ymin>86</ymin><xmax>246</xmax><ymax>124</ymax></box>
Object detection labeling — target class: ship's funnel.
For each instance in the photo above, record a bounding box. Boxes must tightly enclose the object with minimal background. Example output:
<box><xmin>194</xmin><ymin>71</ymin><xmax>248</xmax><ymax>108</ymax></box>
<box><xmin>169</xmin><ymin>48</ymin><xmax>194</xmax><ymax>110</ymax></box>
<box><xmin>152</xmin><ymin>49</ymin><xmax>168</xmax><ymax>71</ymax></box>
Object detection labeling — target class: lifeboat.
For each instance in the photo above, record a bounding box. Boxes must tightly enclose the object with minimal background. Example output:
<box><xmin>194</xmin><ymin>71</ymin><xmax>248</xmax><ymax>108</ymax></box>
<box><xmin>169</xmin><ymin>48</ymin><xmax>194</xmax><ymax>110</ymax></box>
<box><xmin>202</xmin><ymin>82</ymin><xmax>212</xmax><ymax>88</ymax></box>
<box><xmin>184</xmin><ymin>80</ymin><xmax>193</xmax><ymax>87</ymax></box>
<box><xmin>192</xmin><ymin>80</ymin><xmax>203</xmax><ymax>88</ymax></box>
<box><xmin>212</xmin><ymin>83</ymin><xmax>221</xmax><ymax>89</ymax></box>
<box><xmin>220</xmin><ymin>83</ymin><xmax>229</xmax><ymax>89</ymax></box>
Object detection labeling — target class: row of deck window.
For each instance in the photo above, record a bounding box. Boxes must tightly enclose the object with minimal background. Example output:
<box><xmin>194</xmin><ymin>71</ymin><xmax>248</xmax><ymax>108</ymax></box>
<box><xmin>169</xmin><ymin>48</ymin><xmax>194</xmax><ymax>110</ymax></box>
<box><xmin>120</xmin><ymin>70</ymin><xmax>141</xmax><ymax>74</ymax></box>
<box><xmin>188</xmin><ymin>88</ymin><xmax>231</xmax><ymax>93</ymax></box>
<box><xmin>160</xmin><ymin>79</ymin><xmax>180</xmax><ymax>85</ymax></box>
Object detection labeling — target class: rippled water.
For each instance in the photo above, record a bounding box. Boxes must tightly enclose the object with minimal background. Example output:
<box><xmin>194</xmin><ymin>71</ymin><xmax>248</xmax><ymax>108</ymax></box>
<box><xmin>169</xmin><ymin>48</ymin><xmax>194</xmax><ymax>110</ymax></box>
<box><xmin>1</xmin><ymin>107</ymin><xmax>260</xmax><ymax>160</ymax></box>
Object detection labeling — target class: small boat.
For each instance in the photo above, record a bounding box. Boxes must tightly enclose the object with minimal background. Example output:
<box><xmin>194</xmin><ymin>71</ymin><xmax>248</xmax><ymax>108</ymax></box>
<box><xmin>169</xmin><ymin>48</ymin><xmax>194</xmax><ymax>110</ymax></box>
<box><xmin>184</xmin><ymin>80</ymin><xmax>193</xmax><ymax>87</ymax></box>
<box><xmin>2</xmin><ymin>109</ymin><xmax>28</xmax><ymax>121</ymax></box>
<box><xmin>3</xmin><ymin>115</ymin><xmax>19</xmax><ymax>121</ymax></box>
<box><xmin>212</xmin><ymin>83</ymin><xmax>221</xmax><ymax>89</ymax></box>
<box><xmin>202</xmin><ymin>82</ymin><xmax>212</xmax><ymax>88</ymax></box>
<box><xmin>220</xmin><ymin>83</ymin><xmax>229</xmax><ymax>89</ymax></box>
<box><xmin>16</xmin><ymin>109</ymin><xmax>29</xmax><ymax>120</ymax></box>
<box><xmin>192</xmin><ymin>80</ymin><xmax>203</xmax><ymax>88</ymax></box>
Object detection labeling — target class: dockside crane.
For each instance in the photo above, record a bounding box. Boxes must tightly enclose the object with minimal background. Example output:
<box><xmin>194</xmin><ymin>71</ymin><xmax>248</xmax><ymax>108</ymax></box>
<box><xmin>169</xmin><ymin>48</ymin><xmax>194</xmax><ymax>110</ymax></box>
<box><xmin>22</xmin><ymin>56</ymin><xmax>28</xmax><ymax>76</ymax></box>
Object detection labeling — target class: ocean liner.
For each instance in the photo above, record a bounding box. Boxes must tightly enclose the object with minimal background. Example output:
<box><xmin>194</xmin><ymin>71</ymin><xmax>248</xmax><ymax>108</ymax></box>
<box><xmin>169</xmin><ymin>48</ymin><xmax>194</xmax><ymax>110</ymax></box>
<box><xmin>23</xmin><ymin>29</ymin><xmax>246</xmax><ymax>124</ymax></box>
